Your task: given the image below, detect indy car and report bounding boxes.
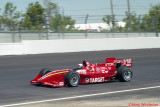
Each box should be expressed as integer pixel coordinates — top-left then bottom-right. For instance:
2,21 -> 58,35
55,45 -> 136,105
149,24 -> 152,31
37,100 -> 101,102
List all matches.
30,57 -> 133,87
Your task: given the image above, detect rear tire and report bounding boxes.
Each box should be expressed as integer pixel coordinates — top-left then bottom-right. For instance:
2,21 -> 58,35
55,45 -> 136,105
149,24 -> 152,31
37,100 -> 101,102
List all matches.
65,71 -> 80,87
116,66 -> 133,82
40,68 -> 52,76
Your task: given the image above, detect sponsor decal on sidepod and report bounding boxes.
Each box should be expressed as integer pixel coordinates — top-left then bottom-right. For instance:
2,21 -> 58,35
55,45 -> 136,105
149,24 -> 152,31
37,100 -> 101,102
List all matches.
85,77 -> 105,83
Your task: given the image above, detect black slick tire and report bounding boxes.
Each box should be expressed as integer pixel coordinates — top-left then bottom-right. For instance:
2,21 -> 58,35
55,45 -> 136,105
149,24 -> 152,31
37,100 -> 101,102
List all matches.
116,65 -> 133,82
65,71 -> 80,87
40,68 -> 52,76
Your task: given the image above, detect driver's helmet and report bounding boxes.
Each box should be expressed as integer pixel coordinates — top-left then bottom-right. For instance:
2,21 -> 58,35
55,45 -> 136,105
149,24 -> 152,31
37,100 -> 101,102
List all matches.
78,63 -> 83,69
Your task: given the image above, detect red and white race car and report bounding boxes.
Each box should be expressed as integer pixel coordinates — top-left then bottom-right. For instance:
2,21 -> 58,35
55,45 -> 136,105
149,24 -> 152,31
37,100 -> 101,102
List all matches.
30,57 -> 133,87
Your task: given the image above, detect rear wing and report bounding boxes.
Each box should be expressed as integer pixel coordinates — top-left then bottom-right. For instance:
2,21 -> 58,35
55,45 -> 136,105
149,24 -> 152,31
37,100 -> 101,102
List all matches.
106,57 -> 132,67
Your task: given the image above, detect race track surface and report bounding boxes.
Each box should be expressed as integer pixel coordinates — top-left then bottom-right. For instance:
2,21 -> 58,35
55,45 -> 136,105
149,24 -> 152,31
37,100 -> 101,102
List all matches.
0,49 -> 160,107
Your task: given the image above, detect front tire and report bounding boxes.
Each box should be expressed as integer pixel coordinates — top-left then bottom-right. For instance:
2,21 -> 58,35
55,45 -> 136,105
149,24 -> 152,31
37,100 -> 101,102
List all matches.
40,68 -> 52,76
65,71 -> 80,87
116,66 -> 133,82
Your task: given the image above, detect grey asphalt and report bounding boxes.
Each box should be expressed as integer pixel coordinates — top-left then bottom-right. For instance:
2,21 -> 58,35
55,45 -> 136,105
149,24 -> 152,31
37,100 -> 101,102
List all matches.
0,49 -> 160,106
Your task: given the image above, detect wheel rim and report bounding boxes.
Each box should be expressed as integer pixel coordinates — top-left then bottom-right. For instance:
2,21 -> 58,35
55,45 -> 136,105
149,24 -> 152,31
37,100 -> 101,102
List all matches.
124,68 -> 132,81
70,74 -> 79,86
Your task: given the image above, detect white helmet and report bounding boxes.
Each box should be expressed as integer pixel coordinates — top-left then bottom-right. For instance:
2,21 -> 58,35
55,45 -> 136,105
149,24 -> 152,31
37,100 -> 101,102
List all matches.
78,64 -> 83,68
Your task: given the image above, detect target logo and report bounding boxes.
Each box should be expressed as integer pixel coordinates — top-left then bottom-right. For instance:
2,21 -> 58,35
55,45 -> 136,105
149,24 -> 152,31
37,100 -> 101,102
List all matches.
85,78 -> 89,83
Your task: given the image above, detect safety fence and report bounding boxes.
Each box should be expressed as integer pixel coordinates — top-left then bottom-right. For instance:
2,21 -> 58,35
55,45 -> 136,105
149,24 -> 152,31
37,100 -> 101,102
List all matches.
0,14 -> 159,43
0,32 -> 158,43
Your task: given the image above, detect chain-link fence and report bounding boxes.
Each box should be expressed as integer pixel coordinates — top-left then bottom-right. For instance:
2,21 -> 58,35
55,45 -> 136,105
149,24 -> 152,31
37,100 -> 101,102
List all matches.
0,13 -> 159,43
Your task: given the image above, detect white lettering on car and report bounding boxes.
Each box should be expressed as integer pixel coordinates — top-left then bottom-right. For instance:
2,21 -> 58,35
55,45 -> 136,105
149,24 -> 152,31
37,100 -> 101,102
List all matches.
85,77 -> 105,83
108,67 -> 111,70
126,59 -> 132,63
123,60 -> 126,65
105,63 -> 114,66
105,71 -> 108,73
101,67 -> 106,69
92,67 -> 95,71
59,82 -> 64,86
96,67 -> 101,72
101,69 -> 109,74
85,78 -> 89,83
76,70 -> 86,74
90,77 -> 105,83
114,60 -> 123,63
126,64 -> 131,66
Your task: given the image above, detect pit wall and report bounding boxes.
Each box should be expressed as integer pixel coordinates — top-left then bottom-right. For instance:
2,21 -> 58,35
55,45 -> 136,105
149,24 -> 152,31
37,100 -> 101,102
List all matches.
0,37 -> 160,55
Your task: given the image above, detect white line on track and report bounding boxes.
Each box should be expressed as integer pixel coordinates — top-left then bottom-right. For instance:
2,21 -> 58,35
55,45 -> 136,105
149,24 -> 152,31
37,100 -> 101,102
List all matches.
1,85 -> 160,107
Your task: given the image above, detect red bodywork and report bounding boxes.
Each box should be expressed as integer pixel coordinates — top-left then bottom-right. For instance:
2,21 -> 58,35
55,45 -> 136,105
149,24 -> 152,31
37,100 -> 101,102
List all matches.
30,58 -> 132,87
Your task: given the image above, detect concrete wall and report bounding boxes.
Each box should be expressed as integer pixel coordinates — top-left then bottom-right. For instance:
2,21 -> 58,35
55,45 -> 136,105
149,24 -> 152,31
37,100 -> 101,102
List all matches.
0,43 -> 23,55
0,37 -> 160,56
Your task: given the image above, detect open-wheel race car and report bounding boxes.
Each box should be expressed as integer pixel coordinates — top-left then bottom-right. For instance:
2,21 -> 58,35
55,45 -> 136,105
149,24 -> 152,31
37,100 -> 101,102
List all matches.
30,57 -> 133,87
